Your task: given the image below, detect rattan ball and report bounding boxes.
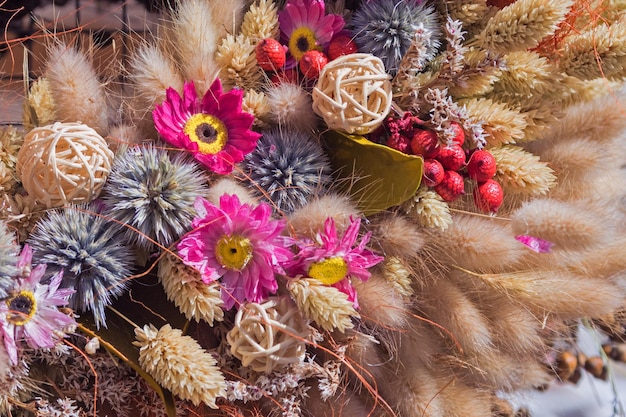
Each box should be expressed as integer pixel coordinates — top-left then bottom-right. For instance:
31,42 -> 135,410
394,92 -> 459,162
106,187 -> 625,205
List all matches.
312,53 -> 392,135
16,122 -> 114,208
226,297 -> 309,373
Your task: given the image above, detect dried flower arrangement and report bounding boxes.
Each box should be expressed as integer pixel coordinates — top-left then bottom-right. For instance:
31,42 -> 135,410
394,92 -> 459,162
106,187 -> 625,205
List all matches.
1,0 -> 626,416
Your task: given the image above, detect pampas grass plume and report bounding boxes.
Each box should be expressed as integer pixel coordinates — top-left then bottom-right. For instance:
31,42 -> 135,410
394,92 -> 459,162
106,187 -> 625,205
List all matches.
352,271 -> 408,333
45,43 -> 109,134
288,194 -> 359,238
370,213 -> 426,259
266,83 -> 318,133
134,323 -> 226,408
206,177 -> 257,207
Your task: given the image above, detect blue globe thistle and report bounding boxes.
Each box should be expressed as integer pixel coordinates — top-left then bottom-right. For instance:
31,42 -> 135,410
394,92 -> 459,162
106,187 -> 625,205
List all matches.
350,0 -> 441,74
101,145 -> 208,250
0,220 -> 18,298
243,128 -> 332,214
27,204 -> 134,328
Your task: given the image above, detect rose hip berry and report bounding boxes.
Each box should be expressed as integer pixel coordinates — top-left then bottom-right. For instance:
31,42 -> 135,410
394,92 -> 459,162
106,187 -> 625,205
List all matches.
410,129 -> 440,159
422,159 -> 445,187
437,145 -> 466,171
327,33 -> 358,61
256,38 -> 286,71
434,170 -> 465,202
467,149 -> 497,182
473,179 -> 504,213
300,50 -> 328,79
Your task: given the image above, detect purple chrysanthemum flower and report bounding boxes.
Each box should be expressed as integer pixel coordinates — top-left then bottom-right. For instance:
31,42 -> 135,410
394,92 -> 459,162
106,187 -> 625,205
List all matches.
177,194 -> 293,310
0,245 -> 75,365
278,0 -> 345,68
288,217 -> 384,308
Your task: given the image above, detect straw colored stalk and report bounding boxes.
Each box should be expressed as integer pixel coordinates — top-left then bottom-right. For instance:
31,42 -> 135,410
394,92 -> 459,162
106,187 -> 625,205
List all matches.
45,43 -> 109,135
446,49 -> 502,98
490,145 -> 555,197
240,0 -> 280,41
216,34 -> 263,91
23,77 -> 56,130
560,15 -> 626,80
477,0 -> 575,53
492,51 -> 561,98
461,97 -> 527,145
455,267 -> 624,320
438,0 -> 490,28
403,186 -> 452,231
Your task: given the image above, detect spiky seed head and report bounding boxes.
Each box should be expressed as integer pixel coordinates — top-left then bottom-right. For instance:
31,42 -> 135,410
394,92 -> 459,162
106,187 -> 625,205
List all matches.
102,145 -> 209,250
27,204 -> 134,328
244,128 -> 331,213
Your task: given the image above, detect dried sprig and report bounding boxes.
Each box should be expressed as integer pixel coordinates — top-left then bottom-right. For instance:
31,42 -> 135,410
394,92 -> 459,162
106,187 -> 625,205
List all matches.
243,89 -> 272,128
492,51 -> 562,98
461,97 -> 528,145
287,277 -> 358,333
560,16 -> 626,80
134,324 -> 226,408
240,0 -> 280,41
382,256 -> 414,298
403,186 -> 452,231
438,0 -> 490,28
477,0 -> 575,53
447,49 -> 503,98
0,192 -> 46,243
216,33 -> 263,91
158,251 -> 224,325
23,77 -> 56,130
490,145 -> 556,196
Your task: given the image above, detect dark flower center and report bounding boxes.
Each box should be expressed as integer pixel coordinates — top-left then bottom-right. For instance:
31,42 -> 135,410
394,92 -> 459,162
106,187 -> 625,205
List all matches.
196,123 -> 218,144
296,36 -> 310,52
7,290 -> 37,325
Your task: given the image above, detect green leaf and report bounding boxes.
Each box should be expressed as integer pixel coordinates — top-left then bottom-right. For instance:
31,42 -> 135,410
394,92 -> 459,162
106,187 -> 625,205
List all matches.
322,130 -> 423,215
77,273 -> 188,417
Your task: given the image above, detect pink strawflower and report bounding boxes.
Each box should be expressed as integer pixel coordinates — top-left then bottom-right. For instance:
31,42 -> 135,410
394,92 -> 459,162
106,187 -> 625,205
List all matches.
177,195 -> 292,310
288,217 -> 384,308
153,79 -> 261,175
0,245 -> 75,365
278,0 -> 345,68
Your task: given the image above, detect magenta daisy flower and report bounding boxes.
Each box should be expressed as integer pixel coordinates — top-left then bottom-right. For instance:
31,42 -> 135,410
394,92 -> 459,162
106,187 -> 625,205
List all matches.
288,217 -> 384,308
153,79 -> 261,175
0,245 -> 75,365
278,0 -> 345,68
177,194 -> 293,310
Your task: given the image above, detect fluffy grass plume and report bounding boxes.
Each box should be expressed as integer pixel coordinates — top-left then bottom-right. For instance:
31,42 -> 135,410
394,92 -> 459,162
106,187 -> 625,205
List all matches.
288,194 -> 359,238
45,43 -> 109,134
134,323 -> 226,408
206,177 -> 257,207
560,15 -> 626,80
511,199 -> 611,251
352,271 -> 409,333
461,97 -> 528,145
158,252 -> 224,325
369,213 -> 426,259
477,0 -> 574,53
240,0 -> 279,41
266,83 -> 318,133
490,145 -> 556,196
433,214 -> 527,272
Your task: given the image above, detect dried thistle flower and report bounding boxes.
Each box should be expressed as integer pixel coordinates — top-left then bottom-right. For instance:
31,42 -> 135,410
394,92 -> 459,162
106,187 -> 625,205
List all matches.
241,0 -> 280,41
287,277 -> 358,333
243,128 -> 331,214
23,77 -> 56,130
560,16 -> 626,80
0,220 -> 18,298
134,323 -> 226,408
102,145 -> 208,250
216,34 -> 263,91
27,204 -> 134,328
461,97 -> 528,146
158,251 -> 224,325
403,186 -> 452,231
477,0 -> 574,54
490,145 -> 556,196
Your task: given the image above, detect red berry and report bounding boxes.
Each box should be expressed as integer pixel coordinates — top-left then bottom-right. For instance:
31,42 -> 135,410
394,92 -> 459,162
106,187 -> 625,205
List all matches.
448,121 -> 465,146
327,33 -> 358,61
256,38 -> 286,71
437,145 -> 466,171
474,179 -> 504,213
300,50 -> 328,79
467,149 -> 497,182
410,129 -> 440,159
387,133 -> 412,154
434,170 -> 465,202
422,159 -> 445,187
487,0 -> 515,7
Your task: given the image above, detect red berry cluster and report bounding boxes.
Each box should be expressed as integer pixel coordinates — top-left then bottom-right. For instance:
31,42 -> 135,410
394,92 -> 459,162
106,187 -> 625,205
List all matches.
372,113 -> 504,213
255,34 -> 358,83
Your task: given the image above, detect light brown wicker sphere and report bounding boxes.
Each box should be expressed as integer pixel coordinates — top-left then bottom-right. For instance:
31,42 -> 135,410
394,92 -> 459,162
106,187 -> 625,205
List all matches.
312,53 -> 392,135
16,122 -> 114,208
226,297 -> 309,373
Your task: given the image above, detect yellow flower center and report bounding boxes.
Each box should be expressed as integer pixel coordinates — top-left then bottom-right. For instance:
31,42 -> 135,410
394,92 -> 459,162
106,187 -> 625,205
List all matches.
308,257 -> 348,285
288,26 -> 321,61
6,290 -> 37,326
215,235 -> 254,271
183,113 -> 228,155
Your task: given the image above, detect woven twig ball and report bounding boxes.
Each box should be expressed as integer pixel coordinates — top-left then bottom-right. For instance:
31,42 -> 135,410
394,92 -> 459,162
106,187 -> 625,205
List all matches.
226,297 -> 309,373
312,53 -> 392,135
16,122 -> 114,208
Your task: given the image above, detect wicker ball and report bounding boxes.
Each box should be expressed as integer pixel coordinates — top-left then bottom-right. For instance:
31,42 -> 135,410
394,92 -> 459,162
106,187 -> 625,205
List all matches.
16,122 -> 114,208
312,53 -> 392,135
226,297 -> 310,373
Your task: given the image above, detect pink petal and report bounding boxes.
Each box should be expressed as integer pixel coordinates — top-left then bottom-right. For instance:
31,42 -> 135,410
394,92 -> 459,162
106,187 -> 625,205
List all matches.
515,235 -> 554,253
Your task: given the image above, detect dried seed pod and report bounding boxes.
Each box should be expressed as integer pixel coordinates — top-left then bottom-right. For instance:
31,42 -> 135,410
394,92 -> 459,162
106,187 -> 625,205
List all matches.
584,356 -> 606,379
555,350 -> 578,381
